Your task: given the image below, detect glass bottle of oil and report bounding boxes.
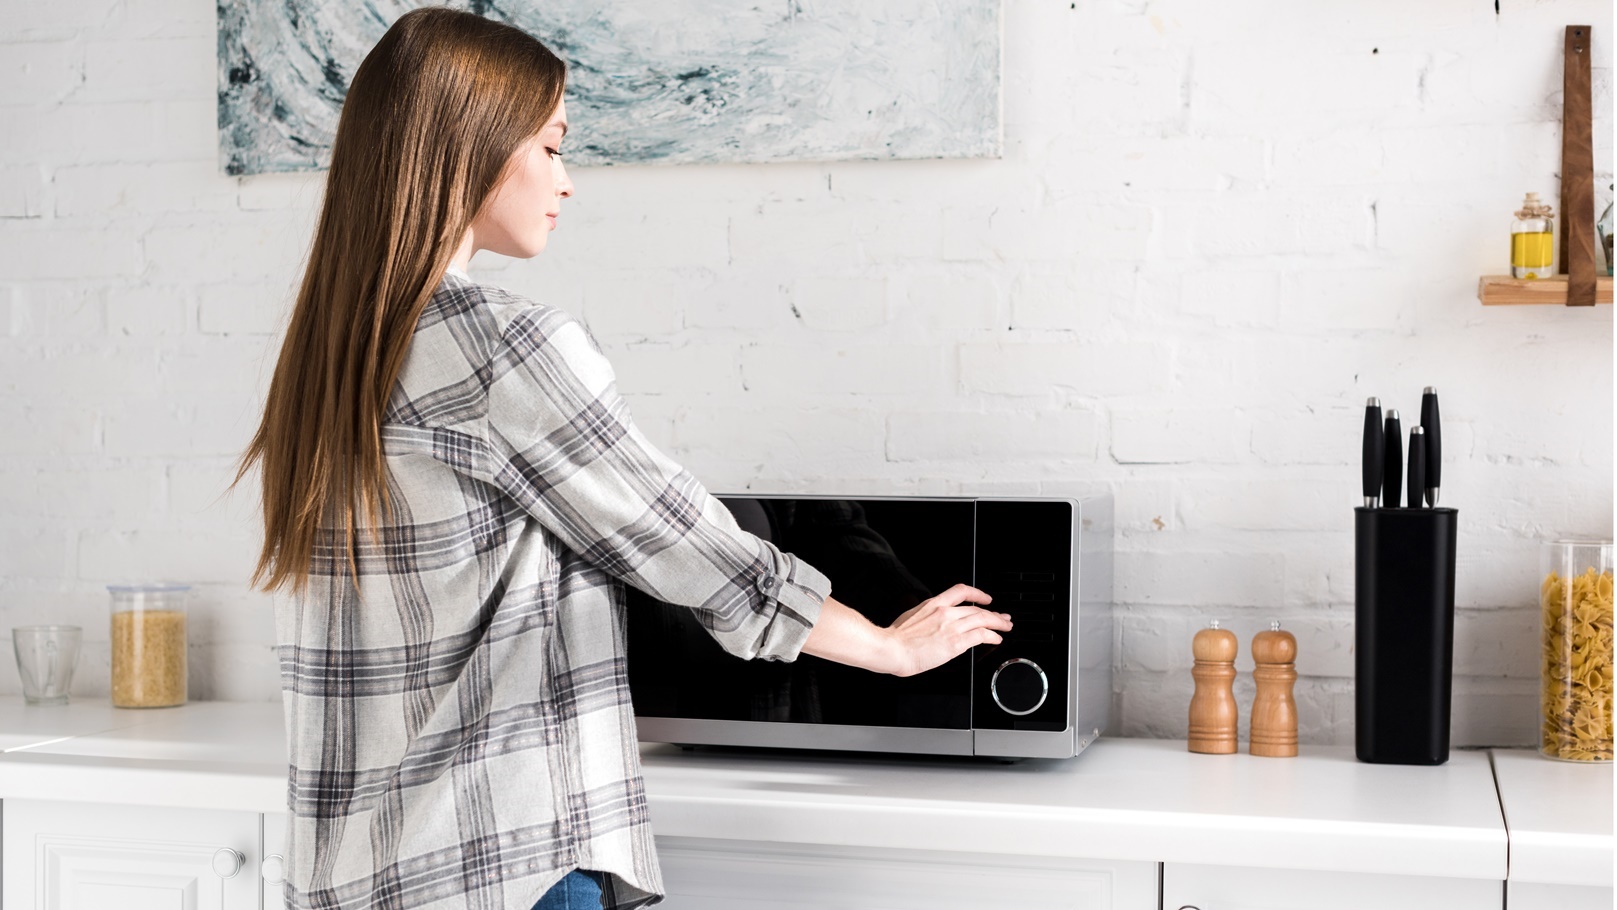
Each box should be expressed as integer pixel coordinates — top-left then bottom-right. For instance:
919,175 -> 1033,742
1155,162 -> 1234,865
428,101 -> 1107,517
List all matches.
1511,192 -> 1555,279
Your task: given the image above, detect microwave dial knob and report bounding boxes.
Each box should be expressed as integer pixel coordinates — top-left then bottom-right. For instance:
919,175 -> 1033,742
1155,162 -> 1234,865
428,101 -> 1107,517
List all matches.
990,658 -> 1048,716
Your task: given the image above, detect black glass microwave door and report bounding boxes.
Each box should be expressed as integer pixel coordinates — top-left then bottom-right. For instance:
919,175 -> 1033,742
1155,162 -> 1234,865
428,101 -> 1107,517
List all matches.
626,498 -> 976,729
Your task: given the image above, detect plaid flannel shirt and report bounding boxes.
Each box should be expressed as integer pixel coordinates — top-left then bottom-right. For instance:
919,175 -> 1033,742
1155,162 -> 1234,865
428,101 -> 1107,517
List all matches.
275,269 -> 831,909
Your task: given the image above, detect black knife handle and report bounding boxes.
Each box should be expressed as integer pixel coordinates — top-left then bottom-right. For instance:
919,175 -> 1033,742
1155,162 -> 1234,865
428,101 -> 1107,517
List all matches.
1363,398 -> 1384,505
1382,412 -> 1402,508
1421,388 -> 1441,491
1408,427 -> 1426,510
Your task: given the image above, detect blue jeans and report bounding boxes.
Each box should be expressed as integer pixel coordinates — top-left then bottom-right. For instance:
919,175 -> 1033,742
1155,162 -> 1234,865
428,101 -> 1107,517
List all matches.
532,869 -> 603,910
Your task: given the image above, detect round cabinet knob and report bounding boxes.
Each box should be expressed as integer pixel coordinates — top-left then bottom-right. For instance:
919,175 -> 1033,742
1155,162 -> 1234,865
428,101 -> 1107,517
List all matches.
261,853 -> 286,884
212,847 -> 245,879
990,658 -> 1048,716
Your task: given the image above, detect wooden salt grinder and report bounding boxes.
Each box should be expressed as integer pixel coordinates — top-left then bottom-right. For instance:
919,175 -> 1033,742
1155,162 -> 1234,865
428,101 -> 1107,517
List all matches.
1250,621 -> 1299,758
1188,620 -> 1238,754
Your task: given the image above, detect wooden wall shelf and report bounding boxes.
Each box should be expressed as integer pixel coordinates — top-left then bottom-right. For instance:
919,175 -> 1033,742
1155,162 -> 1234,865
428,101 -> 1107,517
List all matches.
1477,275 -> 1613,306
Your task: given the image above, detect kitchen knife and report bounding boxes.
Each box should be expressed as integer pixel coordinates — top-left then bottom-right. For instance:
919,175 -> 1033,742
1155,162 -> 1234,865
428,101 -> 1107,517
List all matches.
1407,427 -> 1426,511
1362,397 -> 1383,508
1420,387 -> 1441,507
1382,410 -> 1402,508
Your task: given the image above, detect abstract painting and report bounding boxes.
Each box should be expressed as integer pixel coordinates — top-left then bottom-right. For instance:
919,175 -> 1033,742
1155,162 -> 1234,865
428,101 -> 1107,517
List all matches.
217,1 -> 1002,176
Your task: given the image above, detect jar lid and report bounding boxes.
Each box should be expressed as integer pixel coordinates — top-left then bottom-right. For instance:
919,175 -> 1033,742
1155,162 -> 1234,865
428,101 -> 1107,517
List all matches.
106,583 -> 192,593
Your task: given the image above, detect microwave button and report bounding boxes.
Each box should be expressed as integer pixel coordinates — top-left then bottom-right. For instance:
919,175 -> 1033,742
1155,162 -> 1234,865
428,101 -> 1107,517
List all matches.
990,658 -> 1048,716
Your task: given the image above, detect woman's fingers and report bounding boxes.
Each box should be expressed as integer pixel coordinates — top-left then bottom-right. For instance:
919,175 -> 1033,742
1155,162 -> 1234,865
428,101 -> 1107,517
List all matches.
931,583 -> 992,608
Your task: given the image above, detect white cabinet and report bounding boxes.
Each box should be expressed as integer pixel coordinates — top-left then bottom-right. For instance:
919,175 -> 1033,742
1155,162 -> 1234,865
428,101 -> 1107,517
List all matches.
2,799 -> 263,910
262,812 -> 288,910
1162,862 -> 1501,910
655,836 -> 1158,909
1506,882 -> 1613,910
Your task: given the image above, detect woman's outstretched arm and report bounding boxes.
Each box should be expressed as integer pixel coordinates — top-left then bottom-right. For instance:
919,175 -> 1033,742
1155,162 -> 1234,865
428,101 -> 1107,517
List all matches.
802,584 -> 1011,678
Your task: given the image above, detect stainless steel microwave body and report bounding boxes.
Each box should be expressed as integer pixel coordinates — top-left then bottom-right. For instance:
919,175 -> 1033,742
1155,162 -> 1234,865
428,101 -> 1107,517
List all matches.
626,494 -> 1113,760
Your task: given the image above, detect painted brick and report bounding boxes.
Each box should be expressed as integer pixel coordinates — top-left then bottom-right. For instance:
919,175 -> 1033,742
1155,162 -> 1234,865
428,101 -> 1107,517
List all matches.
76,527 -> 258,585
9,282 -> 107,336
81,37 -> 213,103
740,344 -> 947,397
107,284 -> 191,337
54,161 -> 237,216
0,39 -> 83,104
0,102 -> 214,165
1278,269 -> 1408,334
897,272 -> 1000,332
960,341 -> 1173,398
1179,475 -> 1341,532
143,219 -> 306,283
1009,265 -> 1130,333
2,227 -> 142,279
1110,407 -> 1251,465
579,273 -> 686,340
1179,268 -> 1280,328
886,409 -> 1101,462
792,276 -> 887,331
611,343 -> 742,396
1115,549 -> 1287,609
197,282 -> 292,336
0,165 -> 47,217
671,406 -> 887,481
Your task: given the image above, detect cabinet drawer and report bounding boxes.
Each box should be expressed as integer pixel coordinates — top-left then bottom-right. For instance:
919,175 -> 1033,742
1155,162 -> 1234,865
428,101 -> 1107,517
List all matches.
655,836 -> 1157,910
1163,862 -> 1501,910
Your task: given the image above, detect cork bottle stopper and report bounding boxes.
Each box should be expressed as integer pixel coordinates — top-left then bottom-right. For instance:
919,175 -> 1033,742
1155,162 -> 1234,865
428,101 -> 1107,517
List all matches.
1193,621 -> 1238,663
1252,620 -> 1296,664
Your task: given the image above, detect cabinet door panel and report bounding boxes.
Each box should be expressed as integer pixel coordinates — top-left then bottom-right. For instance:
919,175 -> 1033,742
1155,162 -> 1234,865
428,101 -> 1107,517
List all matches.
264,811 -> 289,910
656,836 -> 1157,910
1507,881 -> 1614,910
1163,863 -> 1500,910
3,798 -> 260,910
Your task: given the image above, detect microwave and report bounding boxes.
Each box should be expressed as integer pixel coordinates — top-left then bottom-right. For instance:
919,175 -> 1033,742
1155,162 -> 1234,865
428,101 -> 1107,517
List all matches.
626,494 -> 1113,760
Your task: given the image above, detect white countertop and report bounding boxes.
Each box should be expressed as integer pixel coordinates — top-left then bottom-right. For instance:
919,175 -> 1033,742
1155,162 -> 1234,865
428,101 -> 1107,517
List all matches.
0,698 -> 1599,885
1489,748 -> 1614,888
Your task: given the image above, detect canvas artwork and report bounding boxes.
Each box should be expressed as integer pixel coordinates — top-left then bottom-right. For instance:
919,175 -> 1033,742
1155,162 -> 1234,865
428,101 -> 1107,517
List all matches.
217,1 -> 1002,176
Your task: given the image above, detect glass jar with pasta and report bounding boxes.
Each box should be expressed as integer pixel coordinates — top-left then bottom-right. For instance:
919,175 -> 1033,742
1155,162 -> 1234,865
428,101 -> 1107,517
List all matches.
1539,540 -> 1613,762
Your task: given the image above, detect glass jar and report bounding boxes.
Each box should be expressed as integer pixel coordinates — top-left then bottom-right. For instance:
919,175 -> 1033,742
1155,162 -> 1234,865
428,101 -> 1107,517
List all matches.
1598,186 -> 1613,277
1511,192 -> 1555,279
1538,541 -> 1613,762
108,583 -> 190,708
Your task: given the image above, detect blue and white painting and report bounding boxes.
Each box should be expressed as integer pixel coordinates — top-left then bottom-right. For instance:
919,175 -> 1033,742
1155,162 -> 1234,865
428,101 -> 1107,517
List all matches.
217,1 -> 1002,176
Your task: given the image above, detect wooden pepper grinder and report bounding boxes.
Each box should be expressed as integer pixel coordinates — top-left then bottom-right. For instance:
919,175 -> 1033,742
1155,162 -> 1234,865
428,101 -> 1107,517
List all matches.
1250,620 -> 1299,757
1188,620 -> 1238,754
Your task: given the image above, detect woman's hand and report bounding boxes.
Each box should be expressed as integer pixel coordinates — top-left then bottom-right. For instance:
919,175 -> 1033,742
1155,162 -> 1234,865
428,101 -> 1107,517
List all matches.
800,584 -> 1010,677
884,584 -> 1009,677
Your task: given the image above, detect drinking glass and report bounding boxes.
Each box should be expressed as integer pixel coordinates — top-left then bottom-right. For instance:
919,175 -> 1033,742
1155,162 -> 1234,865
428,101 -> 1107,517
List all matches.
12,625 -> 82,706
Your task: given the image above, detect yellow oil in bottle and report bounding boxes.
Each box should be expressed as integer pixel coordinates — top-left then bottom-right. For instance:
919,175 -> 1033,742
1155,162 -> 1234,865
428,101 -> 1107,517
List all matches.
1511,231 -> 1554,278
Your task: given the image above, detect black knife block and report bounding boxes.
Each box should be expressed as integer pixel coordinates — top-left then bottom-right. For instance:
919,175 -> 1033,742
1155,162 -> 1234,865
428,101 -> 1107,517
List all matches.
1354,506 -> 1459,765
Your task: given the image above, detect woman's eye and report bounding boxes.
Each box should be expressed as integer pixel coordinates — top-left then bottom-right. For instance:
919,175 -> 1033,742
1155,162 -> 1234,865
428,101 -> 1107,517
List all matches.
547,148 -> 563,160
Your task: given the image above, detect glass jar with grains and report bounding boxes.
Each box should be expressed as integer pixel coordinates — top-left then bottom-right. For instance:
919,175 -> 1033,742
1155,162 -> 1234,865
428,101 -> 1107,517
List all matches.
1539,541 -> 1613,762
108,583 -> 189,708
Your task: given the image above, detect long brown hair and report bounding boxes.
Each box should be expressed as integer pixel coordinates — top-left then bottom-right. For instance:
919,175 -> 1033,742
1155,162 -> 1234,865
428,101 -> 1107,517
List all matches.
234,8 -> 566,597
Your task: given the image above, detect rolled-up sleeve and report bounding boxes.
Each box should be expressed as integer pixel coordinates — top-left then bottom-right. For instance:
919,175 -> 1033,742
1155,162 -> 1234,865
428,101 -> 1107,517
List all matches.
481,304 -> 828,661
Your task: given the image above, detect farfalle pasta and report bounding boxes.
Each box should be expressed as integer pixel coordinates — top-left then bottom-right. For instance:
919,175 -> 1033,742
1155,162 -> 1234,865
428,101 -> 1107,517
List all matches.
1541,566 -> 1614,761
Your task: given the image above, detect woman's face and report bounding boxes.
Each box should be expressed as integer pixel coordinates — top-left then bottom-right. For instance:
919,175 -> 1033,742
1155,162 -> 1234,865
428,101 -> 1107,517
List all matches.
471,100 -> 573,259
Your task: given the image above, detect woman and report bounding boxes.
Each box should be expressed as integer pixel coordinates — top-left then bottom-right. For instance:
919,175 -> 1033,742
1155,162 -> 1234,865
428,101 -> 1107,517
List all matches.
236,9 -> 1011,909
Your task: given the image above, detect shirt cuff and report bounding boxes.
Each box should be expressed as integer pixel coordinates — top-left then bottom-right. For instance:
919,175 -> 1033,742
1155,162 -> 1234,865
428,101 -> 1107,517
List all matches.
750,549 -> 831,662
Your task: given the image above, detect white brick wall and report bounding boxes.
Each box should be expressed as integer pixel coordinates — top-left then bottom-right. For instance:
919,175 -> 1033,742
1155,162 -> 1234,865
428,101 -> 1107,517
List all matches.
0,0 -> 1611,748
